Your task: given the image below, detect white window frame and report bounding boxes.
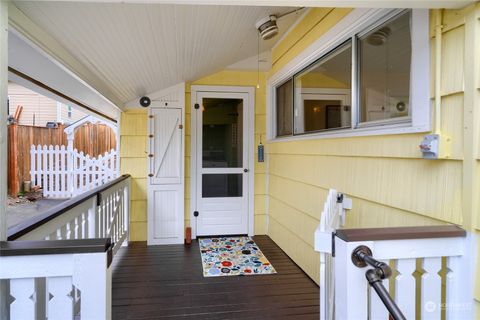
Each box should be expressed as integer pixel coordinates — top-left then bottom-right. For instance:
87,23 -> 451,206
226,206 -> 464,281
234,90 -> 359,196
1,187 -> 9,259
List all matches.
267,8 -> 430,142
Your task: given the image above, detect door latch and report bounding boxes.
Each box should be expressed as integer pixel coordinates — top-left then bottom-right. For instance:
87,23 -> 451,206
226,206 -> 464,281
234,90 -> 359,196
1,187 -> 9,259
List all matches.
193,211 -> 199,217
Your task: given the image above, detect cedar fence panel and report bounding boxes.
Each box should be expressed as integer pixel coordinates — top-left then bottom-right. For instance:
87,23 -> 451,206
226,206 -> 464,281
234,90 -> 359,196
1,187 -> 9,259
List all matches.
7,123 -> 116,196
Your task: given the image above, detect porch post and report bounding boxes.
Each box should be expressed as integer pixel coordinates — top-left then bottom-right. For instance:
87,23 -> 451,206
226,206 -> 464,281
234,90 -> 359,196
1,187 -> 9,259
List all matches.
0,0 -> 8,242
0,3 -> 8,319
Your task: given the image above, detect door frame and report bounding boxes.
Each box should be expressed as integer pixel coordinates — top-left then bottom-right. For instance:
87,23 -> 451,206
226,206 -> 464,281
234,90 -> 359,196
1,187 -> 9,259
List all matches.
190,85 -> 255,238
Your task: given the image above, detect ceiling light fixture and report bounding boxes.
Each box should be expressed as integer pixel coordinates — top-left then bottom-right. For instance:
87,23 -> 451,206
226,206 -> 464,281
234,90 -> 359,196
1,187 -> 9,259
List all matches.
255,7 -> 304,41
255,15 -> 278,40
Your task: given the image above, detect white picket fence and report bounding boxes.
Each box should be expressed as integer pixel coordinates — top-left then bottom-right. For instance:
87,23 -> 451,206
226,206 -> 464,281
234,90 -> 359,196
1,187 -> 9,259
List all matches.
30,145 -> 118,198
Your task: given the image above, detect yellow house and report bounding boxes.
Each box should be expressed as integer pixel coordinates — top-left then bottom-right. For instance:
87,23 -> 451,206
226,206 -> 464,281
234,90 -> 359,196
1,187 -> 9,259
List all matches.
0,1 -> 479,319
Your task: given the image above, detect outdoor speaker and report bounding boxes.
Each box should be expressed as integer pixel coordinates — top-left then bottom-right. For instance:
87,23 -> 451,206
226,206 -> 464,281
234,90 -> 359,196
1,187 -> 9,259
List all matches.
140,96 -> 151,107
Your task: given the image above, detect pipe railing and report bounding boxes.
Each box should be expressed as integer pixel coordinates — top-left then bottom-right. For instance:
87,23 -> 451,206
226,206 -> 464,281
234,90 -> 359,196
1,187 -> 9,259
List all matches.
331,225 -> 470,319
352,245 -> 406,320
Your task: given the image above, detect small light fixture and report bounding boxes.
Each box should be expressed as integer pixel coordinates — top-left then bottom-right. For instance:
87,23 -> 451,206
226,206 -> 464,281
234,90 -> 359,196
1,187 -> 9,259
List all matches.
255,15 -> 278,40
367,27 -> 391,46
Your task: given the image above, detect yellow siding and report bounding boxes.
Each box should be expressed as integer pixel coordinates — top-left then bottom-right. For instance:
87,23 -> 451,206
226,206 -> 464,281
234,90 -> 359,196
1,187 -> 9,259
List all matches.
120,109 -> 148,241
270,8 -> 352,75
266,8 -> 474,284
121,71 -> 268,240
118,5 -> 480,304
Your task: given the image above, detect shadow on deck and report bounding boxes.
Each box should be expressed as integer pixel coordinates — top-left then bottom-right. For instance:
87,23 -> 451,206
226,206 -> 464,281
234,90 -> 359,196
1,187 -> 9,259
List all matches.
112,235 -> 319,319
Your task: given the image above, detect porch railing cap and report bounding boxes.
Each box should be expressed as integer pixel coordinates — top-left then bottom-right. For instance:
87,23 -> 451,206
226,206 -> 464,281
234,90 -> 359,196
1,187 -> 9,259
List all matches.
0,238 -> 112,256
7,174 -> 131,241
336,225 -> 466,242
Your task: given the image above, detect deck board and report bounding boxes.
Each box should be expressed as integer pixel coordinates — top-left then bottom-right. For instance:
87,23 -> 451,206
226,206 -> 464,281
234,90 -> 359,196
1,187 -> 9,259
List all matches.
112,236 -> 319,319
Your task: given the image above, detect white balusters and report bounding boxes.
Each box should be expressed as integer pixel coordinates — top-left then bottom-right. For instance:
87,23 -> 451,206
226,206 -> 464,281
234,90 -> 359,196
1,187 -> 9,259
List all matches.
10,278 -> 36,318
47,277 -> 74,320
421,257 -> 442,319
1,251 -> 112,320
395,258 -> 416,319
332,231 -> 469,320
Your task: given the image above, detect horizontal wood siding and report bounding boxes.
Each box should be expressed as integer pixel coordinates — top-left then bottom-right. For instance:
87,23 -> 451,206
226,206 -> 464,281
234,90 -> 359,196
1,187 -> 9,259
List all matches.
121,71 -> 268,241
120,109 -> 148,241
266,7 -> 475,285
8,82 -> 86,126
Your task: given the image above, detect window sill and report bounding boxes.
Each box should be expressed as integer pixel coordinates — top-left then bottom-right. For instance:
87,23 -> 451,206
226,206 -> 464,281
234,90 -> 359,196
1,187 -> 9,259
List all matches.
267,123 -> 430,143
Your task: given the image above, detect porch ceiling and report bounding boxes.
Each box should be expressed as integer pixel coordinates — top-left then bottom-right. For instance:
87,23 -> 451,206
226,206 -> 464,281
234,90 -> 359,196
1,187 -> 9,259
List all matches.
12,2 -> 303,107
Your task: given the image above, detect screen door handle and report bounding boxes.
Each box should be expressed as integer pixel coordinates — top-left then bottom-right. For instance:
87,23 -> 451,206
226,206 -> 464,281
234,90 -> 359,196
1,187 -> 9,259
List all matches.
244,169 -> 249,173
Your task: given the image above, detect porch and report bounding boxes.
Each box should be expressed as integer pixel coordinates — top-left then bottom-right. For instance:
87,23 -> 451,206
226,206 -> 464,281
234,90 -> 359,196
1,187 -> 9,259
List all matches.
112,236 -> 319,320
1,0 -> 480,319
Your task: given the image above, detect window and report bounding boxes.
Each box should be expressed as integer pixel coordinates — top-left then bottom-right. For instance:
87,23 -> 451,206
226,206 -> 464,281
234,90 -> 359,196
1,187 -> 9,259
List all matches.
358,11 -> 411,124
293,41 -> 352,134
276,79 -> 293,136
271,9 -> 429,139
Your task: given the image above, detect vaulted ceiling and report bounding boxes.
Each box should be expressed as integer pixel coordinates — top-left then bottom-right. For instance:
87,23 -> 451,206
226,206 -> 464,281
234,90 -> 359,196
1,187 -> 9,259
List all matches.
12,2 -> 304,107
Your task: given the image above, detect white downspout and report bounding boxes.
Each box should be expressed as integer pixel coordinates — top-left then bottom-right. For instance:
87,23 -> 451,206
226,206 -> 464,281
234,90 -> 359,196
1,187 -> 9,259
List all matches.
434,9 -> 443,135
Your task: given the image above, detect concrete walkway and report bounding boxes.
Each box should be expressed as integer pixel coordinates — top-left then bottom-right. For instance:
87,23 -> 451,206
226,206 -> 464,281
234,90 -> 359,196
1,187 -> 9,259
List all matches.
7,199 -> 68,230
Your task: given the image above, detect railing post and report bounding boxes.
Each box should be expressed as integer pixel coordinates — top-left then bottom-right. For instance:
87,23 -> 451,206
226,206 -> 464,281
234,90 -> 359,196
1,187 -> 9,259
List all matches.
334,237 -> 371,319
123,178 -> 130,244
72,251 -> 112,320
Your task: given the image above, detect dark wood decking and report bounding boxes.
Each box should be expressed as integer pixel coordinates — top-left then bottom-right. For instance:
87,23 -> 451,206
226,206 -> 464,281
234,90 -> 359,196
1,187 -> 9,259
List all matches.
112,235 -> 319,319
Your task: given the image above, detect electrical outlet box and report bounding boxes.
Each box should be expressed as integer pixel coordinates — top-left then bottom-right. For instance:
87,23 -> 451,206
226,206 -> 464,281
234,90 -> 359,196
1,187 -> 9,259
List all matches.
419,134 -> 451,159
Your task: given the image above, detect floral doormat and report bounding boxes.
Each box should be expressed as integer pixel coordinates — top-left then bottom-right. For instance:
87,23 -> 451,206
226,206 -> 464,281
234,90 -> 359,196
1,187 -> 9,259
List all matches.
199,236 -> 277,277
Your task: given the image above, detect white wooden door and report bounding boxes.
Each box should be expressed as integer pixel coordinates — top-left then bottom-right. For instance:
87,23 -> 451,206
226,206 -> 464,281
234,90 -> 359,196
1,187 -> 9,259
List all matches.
193,91 -> 251,236
148,106 -> 184,245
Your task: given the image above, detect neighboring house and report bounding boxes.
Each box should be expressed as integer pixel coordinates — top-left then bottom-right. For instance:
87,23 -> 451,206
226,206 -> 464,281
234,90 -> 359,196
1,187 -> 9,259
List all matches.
1,2 -> 479,320
7,81 -> 86,126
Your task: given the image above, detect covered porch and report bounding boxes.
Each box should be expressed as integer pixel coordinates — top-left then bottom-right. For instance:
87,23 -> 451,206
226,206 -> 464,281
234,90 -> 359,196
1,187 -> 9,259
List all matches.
1,0 -> 480,319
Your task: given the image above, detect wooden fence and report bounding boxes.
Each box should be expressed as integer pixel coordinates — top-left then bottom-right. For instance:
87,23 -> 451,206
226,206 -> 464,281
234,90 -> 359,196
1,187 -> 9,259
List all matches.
8,123 -> 116,196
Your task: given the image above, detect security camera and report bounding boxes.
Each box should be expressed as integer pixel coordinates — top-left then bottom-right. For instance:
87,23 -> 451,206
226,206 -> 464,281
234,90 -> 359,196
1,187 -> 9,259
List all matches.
140,96 -> 151,107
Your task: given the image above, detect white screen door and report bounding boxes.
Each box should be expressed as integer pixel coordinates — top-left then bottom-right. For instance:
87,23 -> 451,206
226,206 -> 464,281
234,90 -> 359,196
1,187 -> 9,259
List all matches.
194,91 -> 250,236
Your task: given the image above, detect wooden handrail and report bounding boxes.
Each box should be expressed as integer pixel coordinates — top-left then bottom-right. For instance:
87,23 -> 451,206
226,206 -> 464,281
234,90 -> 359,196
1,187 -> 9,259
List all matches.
335,225 -> 466,242
0,238 -> 111,256
7,174 -> 131,241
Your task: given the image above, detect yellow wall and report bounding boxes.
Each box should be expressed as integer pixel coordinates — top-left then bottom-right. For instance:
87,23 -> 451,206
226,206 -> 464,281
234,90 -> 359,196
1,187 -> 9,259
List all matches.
266,6 -> 479,286
120,70 -> 267,241
120,109 -> 148,241
119,5 -> 480,312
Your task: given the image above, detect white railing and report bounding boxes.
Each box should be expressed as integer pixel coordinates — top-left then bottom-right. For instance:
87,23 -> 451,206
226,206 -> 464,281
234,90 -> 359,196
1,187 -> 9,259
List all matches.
30,145 -> 118,198
331,226 -> 471,319
1,175 -> 131,320
0,239 -> 112,320
314,190 -> 351,320
9,174 -> 130,255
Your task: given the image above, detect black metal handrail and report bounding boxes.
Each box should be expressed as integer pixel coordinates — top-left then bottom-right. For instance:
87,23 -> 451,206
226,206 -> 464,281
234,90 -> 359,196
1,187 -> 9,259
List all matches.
7,174 -> 131,240
352,245 -> 406,320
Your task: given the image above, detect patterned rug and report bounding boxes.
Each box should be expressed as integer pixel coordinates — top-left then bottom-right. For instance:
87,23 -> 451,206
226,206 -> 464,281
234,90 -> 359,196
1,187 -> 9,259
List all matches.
199,236 -> 277,277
